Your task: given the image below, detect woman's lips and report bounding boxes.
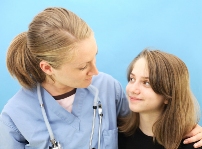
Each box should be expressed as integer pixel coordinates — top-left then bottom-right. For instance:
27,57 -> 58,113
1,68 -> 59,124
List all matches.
85,77 -> 92,81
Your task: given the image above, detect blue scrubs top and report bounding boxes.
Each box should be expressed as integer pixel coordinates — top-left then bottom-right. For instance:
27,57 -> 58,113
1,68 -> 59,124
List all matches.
0,72 -> 129,149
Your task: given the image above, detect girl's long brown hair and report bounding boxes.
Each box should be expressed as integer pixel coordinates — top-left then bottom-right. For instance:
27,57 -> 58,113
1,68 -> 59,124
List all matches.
118,49 -> 200,149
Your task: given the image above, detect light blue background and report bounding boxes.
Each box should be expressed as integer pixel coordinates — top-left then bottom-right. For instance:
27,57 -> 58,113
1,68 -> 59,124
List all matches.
1,1 -> 201,125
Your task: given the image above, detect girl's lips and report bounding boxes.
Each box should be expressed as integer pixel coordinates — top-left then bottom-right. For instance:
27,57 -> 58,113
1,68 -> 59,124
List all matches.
129,96 -> 142,101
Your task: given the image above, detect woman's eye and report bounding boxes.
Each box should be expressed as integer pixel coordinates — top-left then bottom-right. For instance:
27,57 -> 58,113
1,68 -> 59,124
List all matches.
79,65 -> 87,71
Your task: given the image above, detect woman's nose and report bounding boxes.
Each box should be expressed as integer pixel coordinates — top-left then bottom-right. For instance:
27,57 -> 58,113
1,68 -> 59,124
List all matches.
88,60 -> 99,76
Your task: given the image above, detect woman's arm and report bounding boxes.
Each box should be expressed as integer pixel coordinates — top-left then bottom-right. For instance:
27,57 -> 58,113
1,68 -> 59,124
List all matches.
183,124 -> 202,148
0,119 -> 27,149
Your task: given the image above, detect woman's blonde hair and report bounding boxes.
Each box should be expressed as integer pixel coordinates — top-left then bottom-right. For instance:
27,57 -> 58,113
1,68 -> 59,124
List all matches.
118,49 -> 200,149
6,7 -> 93,88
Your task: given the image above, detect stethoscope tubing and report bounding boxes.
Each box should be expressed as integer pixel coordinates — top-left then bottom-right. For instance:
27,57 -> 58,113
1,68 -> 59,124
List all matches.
89,107 -> 96,149
37,83 -> 102,149
37,83 -> 59,148
88,85 -> 103,149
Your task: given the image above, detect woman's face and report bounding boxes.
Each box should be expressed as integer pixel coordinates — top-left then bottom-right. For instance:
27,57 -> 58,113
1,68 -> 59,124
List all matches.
50,34 -> 98,90
126,57 -> 166,115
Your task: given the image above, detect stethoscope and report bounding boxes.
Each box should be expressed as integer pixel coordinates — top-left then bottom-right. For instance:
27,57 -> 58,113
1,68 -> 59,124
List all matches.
37,83 -> 103,149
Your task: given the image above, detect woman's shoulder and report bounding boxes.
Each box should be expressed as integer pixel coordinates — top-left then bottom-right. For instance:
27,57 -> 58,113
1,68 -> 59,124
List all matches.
92,72 -> 121,86
91,72 -> 124,94
93,72 -> 117,80
2,87 -> 38,115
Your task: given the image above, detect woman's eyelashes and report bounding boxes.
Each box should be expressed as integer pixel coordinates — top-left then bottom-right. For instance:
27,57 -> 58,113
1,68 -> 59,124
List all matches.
79,65 -> 88,71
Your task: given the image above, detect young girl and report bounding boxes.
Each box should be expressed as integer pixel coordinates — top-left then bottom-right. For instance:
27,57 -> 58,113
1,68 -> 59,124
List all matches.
118,49 -> 201,149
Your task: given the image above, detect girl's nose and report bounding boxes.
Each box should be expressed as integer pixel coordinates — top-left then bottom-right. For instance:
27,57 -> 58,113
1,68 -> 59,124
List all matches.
127,82 -> 141,95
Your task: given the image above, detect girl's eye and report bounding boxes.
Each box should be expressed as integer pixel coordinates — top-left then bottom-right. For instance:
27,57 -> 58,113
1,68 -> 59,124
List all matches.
143,81 -> 150,86
79,65 -> 87,71
129,77 -> 135,82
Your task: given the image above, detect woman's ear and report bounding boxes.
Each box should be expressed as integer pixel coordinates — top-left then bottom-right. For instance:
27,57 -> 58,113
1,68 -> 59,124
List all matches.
39,60 -> 53,75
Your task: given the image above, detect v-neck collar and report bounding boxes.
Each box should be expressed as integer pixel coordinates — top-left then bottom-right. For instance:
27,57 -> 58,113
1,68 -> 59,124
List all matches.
40,86 -> 87,131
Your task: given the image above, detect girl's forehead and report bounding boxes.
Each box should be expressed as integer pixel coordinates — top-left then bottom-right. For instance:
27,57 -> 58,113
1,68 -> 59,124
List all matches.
132,58 -> 149,77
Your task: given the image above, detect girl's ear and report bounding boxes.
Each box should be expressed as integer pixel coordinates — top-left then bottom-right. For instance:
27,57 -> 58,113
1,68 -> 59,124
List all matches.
164,99 -> 169,104
39,60 -> 54,75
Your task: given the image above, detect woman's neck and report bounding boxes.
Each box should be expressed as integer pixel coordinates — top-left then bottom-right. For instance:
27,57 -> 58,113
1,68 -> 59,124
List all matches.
41,81 -> 75,96
139,112 -> 161,136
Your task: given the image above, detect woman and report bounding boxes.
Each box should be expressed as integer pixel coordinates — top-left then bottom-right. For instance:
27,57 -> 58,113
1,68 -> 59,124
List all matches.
0,7 -> 128,149
0,7 -> 202,149
118,49 -> 202,149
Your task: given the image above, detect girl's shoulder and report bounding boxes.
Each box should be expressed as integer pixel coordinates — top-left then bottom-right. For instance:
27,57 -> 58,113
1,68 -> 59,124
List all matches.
179,140 -> 202,149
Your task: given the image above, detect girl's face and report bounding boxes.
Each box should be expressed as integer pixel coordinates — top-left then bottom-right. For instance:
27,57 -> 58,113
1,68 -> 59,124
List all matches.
50,34 -> 98,90
126,57 -> 167,115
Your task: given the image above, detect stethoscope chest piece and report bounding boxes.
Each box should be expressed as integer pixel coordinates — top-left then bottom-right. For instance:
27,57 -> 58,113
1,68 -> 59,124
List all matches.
49,141 -> 62,149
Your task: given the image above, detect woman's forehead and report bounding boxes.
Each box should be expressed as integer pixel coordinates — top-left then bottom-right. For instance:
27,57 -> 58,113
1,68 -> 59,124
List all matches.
68,35 -> 97,65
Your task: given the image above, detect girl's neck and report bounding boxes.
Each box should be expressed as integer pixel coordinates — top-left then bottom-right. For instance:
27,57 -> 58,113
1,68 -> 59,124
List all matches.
139,112 -> 161,136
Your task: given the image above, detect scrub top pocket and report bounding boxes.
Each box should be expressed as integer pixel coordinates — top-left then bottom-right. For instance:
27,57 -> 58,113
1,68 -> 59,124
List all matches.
102,128 -> 118,149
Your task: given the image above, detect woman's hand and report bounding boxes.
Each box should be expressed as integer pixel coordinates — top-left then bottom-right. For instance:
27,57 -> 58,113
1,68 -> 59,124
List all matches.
184,124 -> 202,148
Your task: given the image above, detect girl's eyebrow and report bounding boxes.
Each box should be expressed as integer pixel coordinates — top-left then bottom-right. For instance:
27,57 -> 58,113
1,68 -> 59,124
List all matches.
130,73 -> 135,77
130,72 -> 149,79
142,77 -> 149,79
